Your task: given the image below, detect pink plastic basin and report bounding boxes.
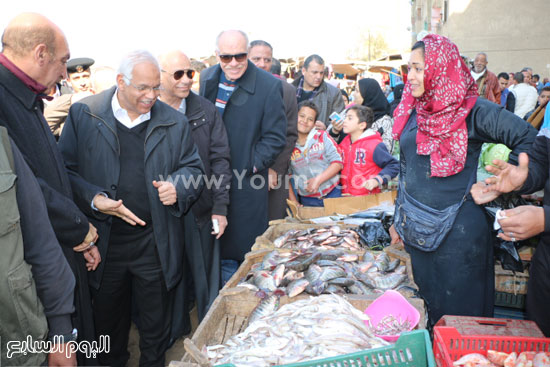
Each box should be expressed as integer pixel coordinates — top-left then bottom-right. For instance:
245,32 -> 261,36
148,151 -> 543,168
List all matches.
364,290 -> 420,342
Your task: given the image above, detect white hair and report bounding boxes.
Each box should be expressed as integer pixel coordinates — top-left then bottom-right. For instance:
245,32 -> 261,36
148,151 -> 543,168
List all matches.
118,50 -> 159,84
215,30 -> 249,52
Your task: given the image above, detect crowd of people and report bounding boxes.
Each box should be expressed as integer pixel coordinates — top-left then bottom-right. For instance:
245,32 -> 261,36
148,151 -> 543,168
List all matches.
0,11 -> 549,367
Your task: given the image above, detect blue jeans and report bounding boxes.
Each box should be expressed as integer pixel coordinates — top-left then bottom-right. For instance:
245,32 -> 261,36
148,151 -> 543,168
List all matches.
299,186 -> 342,207
221,259 -> 240,286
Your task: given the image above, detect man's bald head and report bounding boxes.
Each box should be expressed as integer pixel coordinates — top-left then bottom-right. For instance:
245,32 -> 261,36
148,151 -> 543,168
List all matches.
216,30 -> 248,52
158,50 -> 194,105
215,30 -> 249,81
158,50 -> 191,70
1,13 -> 70,90
2,13 -> 65,58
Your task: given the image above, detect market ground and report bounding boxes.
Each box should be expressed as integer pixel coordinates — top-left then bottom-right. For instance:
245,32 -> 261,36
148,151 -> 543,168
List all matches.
128,306 -> 198,366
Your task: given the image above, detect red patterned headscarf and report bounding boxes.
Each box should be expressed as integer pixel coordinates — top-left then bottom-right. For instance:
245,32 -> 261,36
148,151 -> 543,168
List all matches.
392,34 -> 478,177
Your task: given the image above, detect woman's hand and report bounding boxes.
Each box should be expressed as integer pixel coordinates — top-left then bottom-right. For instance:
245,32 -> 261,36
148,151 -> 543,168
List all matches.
470,181 -> 500,204
389,224 -> 403,246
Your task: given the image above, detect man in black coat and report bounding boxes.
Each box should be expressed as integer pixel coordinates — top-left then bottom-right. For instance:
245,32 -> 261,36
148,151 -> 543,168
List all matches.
58,50 -> 204,366
158,50 -> 231,333
248,40 -> 298,221
200,30 -> 286,279
0,13 -> 100,365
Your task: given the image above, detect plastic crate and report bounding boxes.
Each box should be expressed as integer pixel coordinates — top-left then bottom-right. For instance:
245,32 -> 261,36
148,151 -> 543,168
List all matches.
495,291 -> 526,309
434,315 -> 543,337
217,330 -> 435,367
433,326 -> 550,367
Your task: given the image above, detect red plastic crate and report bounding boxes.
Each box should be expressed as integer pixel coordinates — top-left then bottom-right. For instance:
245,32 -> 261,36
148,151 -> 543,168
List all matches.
433,326 -> 550,367
435,315 -> 544,337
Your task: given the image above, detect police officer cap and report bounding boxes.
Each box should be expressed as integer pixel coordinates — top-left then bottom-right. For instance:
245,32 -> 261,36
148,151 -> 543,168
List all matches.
67,58 -> 95,74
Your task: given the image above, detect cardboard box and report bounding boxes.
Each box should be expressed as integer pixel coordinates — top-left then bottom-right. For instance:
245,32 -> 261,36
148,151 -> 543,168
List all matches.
494,264 -> 529,295
287,190 -> 397,220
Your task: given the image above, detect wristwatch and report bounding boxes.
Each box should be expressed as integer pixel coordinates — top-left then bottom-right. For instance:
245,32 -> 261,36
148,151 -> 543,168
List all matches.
49,328 -> 78,343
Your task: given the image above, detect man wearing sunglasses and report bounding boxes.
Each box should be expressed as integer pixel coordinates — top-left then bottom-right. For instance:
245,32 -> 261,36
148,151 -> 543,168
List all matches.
200,30 -> 287,279
158,50 -> 231,338
248,40 -> 298,221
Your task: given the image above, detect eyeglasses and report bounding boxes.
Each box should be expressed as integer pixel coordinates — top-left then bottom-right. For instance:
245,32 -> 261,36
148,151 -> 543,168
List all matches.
162,69 -> 195,80
218,53 -> 248,63
128,82 -> 162,93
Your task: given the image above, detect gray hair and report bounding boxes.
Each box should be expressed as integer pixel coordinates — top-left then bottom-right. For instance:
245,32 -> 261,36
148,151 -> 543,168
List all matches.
521,67 -> 533,75
118,50 -> 159,84
475,52 -> 488,61
215,30 -> 249,52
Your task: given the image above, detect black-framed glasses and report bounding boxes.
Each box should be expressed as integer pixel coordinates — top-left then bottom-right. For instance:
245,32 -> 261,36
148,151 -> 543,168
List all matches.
162,69 -> 195,80
218,53 -> 248,63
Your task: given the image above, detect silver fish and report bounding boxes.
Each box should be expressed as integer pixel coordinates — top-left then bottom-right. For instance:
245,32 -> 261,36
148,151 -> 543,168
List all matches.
324,284 -> 347,294
272,264 -> 286,287
260,250 -> 281,270
253,270 -> 277,291
247,289 -> 284,325
394,265 -> 407,274
328,277 -> 355,287
305,264 -> 323,282
312,232 -> 332,243
337,253 -> 359,262
319,266 -> 347,282
286,278 -> 310,297
305,280 -> 326,295
372,273 -> 407,290
355,261 -> 374,273
386,258 -> 401,273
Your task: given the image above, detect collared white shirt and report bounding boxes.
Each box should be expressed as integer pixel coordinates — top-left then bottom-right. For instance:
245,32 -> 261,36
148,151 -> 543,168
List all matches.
111,90 -> 151,129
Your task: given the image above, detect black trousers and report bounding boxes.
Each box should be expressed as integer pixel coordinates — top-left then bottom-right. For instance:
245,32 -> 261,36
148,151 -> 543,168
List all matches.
171,212 -> 221,342
91,231 -> 173,367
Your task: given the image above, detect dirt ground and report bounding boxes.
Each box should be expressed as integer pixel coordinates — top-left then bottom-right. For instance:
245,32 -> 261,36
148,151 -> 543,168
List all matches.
127,306 -> 199,366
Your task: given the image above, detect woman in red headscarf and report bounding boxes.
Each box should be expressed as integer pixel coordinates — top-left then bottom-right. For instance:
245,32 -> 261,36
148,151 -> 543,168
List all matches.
389,34 -> 537,325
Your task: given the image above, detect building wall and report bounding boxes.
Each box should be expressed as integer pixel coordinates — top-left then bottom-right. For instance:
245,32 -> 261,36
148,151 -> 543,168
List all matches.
411,0 -> 550,78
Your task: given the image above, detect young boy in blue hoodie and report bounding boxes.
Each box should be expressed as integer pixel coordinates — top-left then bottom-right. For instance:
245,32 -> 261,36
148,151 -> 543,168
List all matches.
289,101 -> 343,206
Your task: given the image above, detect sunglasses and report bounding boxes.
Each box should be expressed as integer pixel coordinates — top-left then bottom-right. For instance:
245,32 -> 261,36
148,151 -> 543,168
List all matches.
218,53 -> 248,63
162,69 -> 195,80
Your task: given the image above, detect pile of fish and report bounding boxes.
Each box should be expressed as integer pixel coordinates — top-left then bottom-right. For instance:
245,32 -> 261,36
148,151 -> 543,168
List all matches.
237,249 -> 415,297
454,351 -> 550,367
205,294 -> 389,366
273,226 -> 364,251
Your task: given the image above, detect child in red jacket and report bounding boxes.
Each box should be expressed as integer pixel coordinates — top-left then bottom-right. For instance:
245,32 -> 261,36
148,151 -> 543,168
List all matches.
339,105 -> 399,196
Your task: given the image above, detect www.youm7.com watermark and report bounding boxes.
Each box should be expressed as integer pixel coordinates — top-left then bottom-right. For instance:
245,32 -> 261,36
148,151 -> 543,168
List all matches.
5,335 -> 110,359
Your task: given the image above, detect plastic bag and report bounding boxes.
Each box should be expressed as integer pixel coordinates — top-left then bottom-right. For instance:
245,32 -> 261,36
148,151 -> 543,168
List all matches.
355,219 -> 391,251
483,204 -> 524,272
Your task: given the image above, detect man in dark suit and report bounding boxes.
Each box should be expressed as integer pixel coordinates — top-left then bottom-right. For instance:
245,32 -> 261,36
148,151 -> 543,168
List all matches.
248,40 -> 298,221
59,50 -> 204,366
200,30 -> 286,279
0,13 -> 101,365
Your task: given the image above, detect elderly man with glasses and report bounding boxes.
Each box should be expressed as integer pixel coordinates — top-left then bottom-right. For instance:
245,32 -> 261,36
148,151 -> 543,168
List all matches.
200,30 -> 287,280
58,50 -> 204,366
158,50 -> 231,340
